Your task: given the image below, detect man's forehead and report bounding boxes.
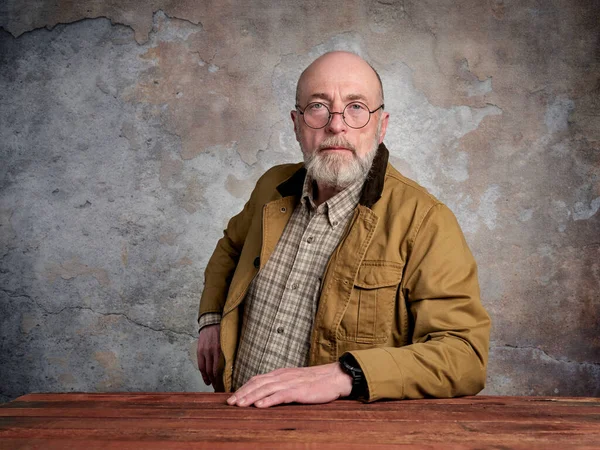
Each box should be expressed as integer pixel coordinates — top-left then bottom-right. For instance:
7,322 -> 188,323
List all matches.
298,72 -> 379,103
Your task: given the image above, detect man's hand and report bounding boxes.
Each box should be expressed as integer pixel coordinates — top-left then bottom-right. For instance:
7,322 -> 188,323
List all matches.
196,324 -> 221,386
226,362 -> 353,408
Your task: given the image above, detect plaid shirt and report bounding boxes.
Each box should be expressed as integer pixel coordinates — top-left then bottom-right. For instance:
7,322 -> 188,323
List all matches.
225,175 -> 364,390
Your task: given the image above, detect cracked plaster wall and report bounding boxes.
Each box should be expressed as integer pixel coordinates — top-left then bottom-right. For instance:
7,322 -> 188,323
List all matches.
0,0 -> 599,403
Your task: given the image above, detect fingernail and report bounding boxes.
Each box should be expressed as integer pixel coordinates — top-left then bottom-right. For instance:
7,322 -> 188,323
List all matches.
238,398 -> 247,406
227,396 -> 236,405
256,400 -> 264,407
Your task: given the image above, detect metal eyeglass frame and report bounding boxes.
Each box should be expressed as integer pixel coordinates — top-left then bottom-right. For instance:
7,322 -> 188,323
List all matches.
295,102 -> 385,129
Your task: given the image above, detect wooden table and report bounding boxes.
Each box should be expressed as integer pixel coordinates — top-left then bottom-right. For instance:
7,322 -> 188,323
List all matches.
1,393 -> 599,449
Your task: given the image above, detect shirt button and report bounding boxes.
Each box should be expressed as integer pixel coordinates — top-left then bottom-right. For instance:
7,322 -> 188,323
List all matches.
291,283 -> 298,290
306,236 -> 314,243
277,327 -> 284,334
332,221 -> 338,226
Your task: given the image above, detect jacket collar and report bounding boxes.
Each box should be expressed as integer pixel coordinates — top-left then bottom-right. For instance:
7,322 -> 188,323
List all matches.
276,143 -> 389,209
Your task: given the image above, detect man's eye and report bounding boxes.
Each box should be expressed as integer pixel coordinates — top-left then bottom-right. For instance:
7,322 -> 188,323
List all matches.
348,102 -> 366,111
309,103 -> 324,110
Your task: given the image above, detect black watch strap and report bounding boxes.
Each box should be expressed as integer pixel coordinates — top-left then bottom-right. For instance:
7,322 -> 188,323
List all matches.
339,353 -> 367,399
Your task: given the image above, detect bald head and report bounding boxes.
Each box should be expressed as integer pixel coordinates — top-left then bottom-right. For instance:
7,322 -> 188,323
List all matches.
295,52 -> 384,106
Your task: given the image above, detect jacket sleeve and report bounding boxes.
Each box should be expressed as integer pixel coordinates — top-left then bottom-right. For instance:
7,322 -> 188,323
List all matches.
349,203 -> 491,401
197,186 -> 259,322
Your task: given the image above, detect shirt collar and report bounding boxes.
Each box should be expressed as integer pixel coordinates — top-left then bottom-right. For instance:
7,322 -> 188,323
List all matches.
301,174 -> 364,227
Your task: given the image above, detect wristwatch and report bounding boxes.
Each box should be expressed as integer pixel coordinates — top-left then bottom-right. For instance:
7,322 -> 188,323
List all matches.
339,353 -> 368,399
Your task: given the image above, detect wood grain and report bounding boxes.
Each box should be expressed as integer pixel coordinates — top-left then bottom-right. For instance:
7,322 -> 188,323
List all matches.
1,393 -> 599,449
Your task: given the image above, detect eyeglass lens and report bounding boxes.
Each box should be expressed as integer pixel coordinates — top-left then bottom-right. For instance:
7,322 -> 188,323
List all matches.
303,102 -> 372,129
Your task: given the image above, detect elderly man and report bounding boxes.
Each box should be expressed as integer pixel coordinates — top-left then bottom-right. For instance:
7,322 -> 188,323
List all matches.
196,51 -> 491,407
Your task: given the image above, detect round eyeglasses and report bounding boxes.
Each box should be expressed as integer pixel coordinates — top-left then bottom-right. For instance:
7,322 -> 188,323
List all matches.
295,102 -> 384,129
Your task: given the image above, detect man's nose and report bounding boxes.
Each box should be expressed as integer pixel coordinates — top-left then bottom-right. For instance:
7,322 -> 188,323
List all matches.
326,111 -> 347,133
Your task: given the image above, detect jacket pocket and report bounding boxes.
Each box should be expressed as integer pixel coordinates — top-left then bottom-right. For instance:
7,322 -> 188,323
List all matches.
338,261 -> 404,344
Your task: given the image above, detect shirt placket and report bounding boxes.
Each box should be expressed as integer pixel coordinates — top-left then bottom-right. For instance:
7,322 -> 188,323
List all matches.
258,205 -> 327,373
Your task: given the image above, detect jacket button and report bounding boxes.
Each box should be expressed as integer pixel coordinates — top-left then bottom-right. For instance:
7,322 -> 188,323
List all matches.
253,256 -> 260,268
280,207 -> 287,213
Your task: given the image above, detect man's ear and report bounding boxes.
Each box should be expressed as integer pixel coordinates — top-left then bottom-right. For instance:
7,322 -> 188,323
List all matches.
378,112 -> 390,144
291,110 -> 300,140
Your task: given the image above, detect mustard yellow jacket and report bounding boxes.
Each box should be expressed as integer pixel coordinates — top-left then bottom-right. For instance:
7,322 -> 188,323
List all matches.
199,144 -> 491,401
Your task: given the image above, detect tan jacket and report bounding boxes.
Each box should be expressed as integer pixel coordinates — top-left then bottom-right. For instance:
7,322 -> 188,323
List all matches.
199,144 -> 491,401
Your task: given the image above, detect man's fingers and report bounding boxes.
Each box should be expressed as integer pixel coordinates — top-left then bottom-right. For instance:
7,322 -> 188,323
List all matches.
204,352 -> 214,385
255,388 -> 299,408
199,357 -> 210,385
228,375 -> 266,404
211,348 -> 221,383
235,379 -> 290,407
229,370 -> 298,405
197,353 -> 210,385
196,338 -> 206,373
197,338 -> 211,385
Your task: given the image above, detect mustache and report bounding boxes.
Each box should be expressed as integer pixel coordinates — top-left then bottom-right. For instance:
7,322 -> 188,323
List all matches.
316,137 -> 357,154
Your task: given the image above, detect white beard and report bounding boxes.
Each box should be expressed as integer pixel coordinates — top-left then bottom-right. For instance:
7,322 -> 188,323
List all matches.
302,132 -> 380,189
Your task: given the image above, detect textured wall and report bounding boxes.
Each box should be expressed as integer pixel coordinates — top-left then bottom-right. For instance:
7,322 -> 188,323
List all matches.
1,0 -> 599,403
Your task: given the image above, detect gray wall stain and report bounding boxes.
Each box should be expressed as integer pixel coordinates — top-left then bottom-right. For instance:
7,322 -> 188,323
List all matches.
1,0 -> 599,401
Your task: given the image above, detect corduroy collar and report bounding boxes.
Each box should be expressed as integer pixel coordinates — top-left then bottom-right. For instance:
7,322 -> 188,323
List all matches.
276,143 -> 389,209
